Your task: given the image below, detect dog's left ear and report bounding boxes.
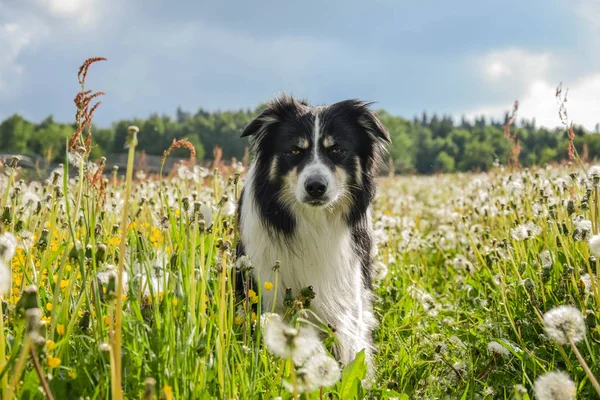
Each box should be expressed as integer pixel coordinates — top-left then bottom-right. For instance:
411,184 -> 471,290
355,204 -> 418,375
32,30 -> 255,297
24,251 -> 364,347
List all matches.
331,100 -> 391,145
355,102 -> 391,145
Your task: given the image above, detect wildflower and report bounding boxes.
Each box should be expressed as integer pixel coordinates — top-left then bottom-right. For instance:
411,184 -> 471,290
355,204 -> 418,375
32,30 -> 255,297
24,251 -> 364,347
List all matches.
539,250 -> 553,269
57,324 -> 65,336
510,222 -> 540,241
506,180 -> 523,194
259,312 -> 282,334
589,165 -> 600,177
372,261 -> 389,283
580,274 -> 592,295
248,289 -> 258,304
264,281 -> 274,291
236,255 -> 253,271
487,341 -> 510,357
0,232 -> 17,262
200,203 -> 213,228
46,340 -> 56,350
300,353 -> 341,390
264,320 -> 322,366
162,385 -> 173,400
222,199 -> 236,217
46,303 -> 53,312
98,342 -> 111,353
47,355 -> 61,368
68,370 -> 77,379
589,234 -> 600,257
543,305 -> 586,345
533,371 -> 576,400
0,260 -> 10,297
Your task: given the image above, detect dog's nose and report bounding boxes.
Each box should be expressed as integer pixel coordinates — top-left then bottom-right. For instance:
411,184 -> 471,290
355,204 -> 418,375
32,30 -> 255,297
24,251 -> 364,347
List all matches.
305,175 -> 327,198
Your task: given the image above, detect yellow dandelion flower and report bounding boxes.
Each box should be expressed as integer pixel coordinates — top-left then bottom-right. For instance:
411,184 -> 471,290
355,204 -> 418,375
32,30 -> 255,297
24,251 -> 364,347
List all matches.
47,355 -> 61,368
68,370 -> 77,379
172,298 -> 178,307
248,289 -> 258,304
41,316 -> 51,324
46,303 -> 53,312
57,324 -> 65,335
235,317 -> 243,325
46,340 -> 56,351
65,265 -> 72,272
60,280 -> 69,289
103,315 -> 111,325
162,385 -> 173,400
263,282 -> 273,291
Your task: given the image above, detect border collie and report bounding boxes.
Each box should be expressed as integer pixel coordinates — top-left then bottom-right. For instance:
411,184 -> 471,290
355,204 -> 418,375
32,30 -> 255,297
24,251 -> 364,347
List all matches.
237,94 -> 390,375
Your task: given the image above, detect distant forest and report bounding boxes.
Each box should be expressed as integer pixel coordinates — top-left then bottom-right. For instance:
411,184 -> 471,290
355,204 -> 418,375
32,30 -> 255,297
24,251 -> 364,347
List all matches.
1,105 -> 599,173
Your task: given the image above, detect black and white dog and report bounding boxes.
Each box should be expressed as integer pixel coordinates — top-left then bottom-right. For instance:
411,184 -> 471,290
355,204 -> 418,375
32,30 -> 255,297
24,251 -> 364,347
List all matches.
237,94 -> 390,373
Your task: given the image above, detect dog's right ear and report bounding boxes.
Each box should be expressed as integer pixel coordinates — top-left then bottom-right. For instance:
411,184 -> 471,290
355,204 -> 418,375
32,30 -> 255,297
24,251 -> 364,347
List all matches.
241,94 -> 304,141
240,108 -> 279,139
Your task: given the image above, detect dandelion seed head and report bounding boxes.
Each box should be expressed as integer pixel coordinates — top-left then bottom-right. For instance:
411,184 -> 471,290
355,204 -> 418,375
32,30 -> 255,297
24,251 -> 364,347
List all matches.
589,234 -> 600,256
534,371 -> 576,400
264,320 -> 321,366
487,341 -> 510,357
0,232 -> 17,262
543,305 -> 586,345
300,353 -> 341,390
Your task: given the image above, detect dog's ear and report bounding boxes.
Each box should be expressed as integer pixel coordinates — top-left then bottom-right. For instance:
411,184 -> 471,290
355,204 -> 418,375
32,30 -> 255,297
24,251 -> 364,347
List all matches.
329,100 -> 391,145
357,103 -> 391,145
241,94 -> 305,141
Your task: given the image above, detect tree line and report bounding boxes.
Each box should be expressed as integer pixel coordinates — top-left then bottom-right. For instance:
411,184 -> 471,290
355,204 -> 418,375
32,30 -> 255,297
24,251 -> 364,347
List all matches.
1,105 -> 599,173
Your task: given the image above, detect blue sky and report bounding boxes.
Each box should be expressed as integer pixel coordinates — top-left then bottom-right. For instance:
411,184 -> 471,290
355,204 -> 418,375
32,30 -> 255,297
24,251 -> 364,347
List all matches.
1,0 -> 599,129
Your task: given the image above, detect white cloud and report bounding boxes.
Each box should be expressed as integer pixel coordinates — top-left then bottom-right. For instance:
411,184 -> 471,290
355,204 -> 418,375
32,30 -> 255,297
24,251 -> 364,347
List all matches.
0,0 -> 107,99
478,48 -> 551,84
37,0 -> 100,27
464,75 -> 600,130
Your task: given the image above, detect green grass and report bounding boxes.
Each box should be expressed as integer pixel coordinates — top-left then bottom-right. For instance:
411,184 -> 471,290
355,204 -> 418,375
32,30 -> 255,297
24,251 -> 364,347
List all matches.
1,157 -> 599,399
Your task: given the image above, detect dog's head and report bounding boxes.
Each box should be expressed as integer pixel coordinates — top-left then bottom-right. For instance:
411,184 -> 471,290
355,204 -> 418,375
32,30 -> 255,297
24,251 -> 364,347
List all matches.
242,94 -> 390,212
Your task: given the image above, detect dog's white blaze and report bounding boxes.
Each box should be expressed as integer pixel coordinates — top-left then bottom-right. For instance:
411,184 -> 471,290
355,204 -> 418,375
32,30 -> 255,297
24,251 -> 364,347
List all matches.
295,112 -> 338,204
241,165 -> 375,369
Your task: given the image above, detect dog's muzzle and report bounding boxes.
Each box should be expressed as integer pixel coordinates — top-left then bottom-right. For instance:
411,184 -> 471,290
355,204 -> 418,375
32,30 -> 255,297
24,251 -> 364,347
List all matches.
304,175 -> 328,204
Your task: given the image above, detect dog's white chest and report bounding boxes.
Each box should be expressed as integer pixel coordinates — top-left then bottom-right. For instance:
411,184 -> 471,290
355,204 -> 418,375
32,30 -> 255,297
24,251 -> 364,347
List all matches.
241,202 -> 358,316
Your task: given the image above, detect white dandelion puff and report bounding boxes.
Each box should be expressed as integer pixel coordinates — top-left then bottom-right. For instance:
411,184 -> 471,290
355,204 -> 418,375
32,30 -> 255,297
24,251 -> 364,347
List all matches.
588,234 -> 600,257
543,305 -> 586,345
533,371 -> 576,400
0,232 -> 17,262
487,341 -> 510,357
580,274 -> 593,295
264,320 -> 322,366
300,353 -> 341,390
0,260 -> 10,296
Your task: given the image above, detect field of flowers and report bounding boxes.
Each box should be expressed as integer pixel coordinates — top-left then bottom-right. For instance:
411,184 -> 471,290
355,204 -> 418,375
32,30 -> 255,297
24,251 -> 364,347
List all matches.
0,59 -> 598,400
1,149 -> 600,399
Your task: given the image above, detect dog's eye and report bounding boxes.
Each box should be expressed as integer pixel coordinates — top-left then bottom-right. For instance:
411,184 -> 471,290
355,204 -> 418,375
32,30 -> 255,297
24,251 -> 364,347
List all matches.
286,149 -> 301,156
329,148 -> 343,154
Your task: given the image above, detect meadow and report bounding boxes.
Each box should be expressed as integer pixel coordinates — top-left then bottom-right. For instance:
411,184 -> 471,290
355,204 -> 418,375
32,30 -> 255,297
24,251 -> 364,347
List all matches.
0,59 -> 598,400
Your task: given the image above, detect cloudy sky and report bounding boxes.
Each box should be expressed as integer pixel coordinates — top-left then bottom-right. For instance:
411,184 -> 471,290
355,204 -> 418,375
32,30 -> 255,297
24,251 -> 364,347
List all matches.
1,0 -> 599,129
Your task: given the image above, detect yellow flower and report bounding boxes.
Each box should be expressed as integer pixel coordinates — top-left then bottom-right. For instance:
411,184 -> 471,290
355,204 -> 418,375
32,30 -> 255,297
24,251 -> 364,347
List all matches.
46,340 -> 56,351
46,303 -> 53,312
41,316 -> 51,324
263,282 -> 273,291
248,289 -> 258,304
103,316 -> 111,325
47,355 -> 61,368
57,324 -> 65,335
68,370 -> 77,379
60,280 -> 69,289
65,265 -> 72,272
172,298 -> 178,307
235,317 -> 243,325
162,385 -> 173,400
